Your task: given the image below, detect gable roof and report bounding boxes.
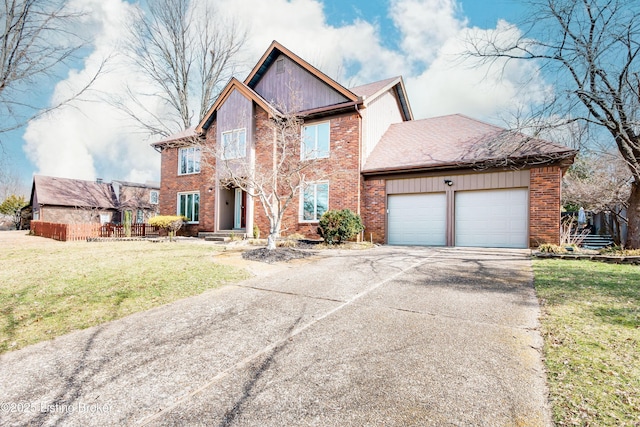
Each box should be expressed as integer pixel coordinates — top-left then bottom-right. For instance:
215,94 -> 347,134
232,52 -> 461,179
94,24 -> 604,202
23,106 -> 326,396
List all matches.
151,127 -> 199,149
244,40 -> 359,102
363,114 -> 577,175
350,76 -> 413,121
31,175 -> 117,209
196,77 -> 277,133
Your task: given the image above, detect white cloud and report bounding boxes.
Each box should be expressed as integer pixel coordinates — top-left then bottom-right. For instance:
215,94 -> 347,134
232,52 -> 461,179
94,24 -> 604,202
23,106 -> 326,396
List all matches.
23,0 -> 161,183
22,0 -> 551,183
391,0 -> 466,65
405,20 -> 550,122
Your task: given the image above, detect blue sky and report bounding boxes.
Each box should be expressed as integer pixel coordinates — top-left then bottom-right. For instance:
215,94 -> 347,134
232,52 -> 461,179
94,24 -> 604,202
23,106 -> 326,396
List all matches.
2,0 -> 535,194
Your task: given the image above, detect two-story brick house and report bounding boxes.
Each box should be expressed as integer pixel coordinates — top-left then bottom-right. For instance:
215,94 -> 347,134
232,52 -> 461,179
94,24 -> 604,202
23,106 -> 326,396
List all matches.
153,41 -> 576,248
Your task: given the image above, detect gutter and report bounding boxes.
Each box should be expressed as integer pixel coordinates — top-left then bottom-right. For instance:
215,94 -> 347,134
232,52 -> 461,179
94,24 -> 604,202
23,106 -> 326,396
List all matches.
361,151 -> 578,177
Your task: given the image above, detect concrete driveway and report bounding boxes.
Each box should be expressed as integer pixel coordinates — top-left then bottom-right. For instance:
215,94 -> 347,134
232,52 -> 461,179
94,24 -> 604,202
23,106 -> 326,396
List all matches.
0,246 -> 550,426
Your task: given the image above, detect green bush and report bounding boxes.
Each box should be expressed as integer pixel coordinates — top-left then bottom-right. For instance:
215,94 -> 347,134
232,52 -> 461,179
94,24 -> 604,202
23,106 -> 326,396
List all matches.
149,215 -> 185,241
318,209 -> 364,244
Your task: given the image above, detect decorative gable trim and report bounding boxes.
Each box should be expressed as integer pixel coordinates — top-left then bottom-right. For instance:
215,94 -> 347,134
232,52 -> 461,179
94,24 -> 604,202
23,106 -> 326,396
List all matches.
244,40 -> 359,103
352,76 -> 413,121
196,77 -> 277,133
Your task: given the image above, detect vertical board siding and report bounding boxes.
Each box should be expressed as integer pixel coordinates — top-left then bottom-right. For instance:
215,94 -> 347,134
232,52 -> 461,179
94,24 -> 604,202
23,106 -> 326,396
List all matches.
362,90 -> 403,165
217,89 -> 253,149
254,55 -> 348,111
386,170 -> 530,194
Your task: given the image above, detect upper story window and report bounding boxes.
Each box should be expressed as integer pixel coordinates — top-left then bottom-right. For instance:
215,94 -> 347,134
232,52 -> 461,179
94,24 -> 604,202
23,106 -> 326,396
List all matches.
179,147 -> 201,175
301,122 -> 330,160
221,129 -> 247,160
150,190 -> 159,205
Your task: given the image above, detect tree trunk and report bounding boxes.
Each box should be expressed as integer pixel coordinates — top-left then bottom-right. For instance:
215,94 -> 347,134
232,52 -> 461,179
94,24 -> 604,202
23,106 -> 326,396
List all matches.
266,233 -> 276,250
626,182 -> 640,249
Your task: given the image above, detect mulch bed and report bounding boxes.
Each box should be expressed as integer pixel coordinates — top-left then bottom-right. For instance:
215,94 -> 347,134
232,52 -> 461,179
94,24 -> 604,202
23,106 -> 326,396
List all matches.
242,247 -> 317,264
533,252 -> 640,265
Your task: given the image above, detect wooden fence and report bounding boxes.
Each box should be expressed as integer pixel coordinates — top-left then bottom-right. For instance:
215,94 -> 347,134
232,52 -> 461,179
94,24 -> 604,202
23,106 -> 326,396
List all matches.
31,221 -> 101,241
31,221 -> 160,241
99,223 -> 159,238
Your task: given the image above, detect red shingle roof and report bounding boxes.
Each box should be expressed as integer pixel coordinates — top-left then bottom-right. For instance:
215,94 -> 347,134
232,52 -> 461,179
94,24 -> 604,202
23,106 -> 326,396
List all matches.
363,114 -> 576,174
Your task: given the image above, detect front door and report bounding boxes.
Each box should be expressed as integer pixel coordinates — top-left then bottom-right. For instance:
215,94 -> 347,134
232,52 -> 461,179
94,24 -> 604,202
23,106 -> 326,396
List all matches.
234,188 -> 246,229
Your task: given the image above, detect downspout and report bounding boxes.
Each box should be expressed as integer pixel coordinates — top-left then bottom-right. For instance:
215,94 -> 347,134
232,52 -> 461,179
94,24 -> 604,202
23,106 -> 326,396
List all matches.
354,103 -> 364,242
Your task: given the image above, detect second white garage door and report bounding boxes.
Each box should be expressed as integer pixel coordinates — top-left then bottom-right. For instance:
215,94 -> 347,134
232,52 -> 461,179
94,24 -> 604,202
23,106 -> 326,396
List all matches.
455,188 -> 528,248
388,193 -> 446,246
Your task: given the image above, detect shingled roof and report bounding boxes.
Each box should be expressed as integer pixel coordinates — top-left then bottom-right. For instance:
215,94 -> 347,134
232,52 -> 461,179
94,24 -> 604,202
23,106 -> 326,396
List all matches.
32,175 -> 117,209
362,114 -> 577,174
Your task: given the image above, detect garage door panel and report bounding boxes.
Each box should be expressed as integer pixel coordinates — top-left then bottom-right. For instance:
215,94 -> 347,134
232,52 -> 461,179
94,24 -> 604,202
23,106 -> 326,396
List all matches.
388,193 -> 446,246
455,189 -> 528,248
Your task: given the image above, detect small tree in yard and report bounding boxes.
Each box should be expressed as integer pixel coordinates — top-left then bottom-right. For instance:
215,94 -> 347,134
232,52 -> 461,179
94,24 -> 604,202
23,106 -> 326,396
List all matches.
149,215 -> 185,241
318,209 -> 364,245
0,195 -> 27,230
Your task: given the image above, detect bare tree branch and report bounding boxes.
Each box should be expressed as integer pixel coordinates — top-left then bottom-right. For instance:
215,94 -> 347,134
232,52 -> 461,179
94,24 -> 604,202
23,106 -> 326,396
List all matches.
465,0 -> 640,247
114,0 -> 246,138
0,0 -> 104,135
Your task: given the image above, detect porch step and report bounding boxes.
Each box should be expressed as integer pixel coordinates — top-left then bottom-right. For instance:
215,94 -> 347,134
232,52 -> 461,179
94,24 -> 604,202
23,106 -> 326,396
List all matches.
573,234 -> 614,249
198,230 -> 246,242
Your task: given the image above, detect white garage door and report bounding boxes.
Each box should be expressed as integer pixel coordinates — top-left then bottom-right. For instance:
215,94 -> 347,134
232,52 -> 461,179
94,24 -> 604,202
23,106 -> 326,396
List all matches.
455,189 -> 528,248
388,193 -> 446,246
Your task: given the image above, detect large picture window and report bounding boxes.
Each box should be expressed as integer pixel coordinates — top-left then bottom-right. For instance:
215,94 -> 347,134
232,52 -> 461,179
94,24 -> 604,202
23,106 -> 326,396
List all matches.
302,182 -> 328,222
178,192 -> 200,223
178,147 -> 201,175
301,122 -> 330,160
221,129 -> 247,160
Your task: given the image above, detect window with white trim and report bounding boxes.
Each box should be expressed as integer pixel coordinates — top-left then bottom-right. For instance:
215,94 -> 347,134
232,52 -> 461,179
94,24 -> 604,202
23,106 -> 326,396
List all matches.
136,209 -> 144,224
221,129 -> 247,160
178,192 -> 200,223
178,147 -> 201,175
301,122 -> 330,160
150,190 -> 159,205
301,182 -> 328,222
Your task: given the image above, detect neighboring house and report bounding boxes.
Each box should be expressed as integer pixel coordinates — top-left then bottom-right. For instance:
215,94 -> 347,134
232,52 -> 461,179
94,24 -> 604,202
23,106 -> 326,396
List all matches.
152,41 -> 576,248
30,175 -> 160,224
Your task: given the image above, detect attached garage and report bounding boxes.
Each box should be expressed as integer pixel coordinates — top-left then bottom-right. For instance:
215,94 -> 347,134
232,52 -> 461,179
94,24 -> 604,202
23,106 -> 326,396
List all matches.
455,188 -> 528,248
388,193 -> 446,245
385,171 -> 532,248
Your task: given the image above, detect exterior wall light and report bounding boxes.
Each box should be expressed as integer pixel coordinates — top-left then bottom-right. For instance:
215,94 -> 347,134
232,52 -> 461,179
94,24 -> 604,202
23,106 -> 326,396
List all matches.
444,179 -> 453,186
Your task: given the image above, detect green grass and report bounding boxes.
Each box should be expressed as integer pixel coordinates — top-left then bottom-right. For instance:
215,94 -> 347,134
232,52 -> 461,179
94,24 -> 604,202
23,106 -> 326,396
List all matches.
0,236 -> 250,354
534,259 -> 640,426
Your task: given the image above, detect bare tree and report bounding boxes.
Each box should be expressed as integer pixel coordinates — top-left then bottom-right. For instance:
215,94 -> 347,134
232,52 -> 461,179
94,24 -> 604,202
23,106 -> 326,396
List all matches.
0,0 -> 104,136
0,155 -> 28,200
563,151 -> 632,214
115,0 -> 245,138
466,0 -> 640,248
202,109 -> 327,250
563,151 -> 632,243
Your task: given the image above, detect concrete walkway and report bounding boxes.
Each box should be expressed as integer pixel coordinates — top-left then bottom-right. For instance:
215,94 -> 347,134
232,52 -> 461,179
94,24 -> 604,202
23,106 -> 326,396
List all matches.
0,246 -> 551,426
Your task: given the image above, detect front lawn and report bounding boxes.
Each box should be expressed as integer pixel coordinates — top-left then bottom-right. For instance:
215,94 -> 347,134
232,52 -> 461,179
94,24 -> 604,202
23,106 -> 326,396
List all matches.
534,259 -> 640,426
0,233 -> 250,354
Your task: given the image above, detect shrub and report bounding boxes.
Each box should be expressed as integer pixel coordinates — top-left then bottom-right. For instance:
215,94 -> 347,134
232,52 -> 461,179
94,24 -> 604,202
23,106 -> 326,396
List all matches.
538,243 -> 566,254
149,215 -> 185,241
318,209 -> 364,245
253,224 -> 260,239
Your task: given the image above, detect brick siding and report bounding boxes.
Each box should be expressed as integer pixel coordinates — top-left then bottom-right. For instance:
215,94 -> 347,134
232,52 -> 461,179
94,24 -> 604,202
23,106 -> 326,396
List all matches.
159,138 -> 215,236
362,178 -> 386,243
252,109 -> 362,239
529,166 -> 562,246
